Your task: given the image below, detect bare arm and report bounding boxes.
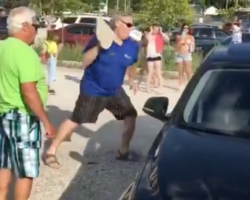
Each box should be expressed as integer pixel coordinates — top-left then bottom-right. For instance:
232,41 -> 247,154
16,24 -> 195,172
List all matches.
161,32 -> 169,43
127,49 -> 141,81
127,62 -> 137,80
21,83 -> 50,126
82,35 -> 100,69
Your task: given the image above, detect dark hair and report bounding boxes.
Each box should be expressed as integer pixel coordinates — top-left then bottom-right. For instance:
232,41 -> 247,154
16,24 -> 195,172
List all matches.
152,23 -> 159,27
143,27 -> 150,32
180,23 -> 189,32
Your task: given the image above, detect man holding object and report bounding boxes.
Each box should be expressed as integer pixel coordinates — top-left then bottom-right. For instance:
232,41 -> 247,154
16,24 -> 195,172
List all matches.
44,14 -> 140,168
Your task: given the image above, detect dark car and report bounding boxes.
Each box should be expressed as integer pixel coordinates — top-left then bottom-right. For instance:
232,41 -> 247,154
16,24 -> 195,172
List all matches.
0,15 -> 8,40
119,43 -> 250,200
48,23 -> 95,46
170,27 -> 229,48
202,33 -> 250,57
191,23 -> 219,29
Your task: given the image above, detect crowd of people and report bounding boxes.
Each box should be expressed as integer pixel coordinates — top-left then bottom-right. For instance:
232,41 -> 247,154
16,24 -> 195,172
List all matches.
0,6 -> 197,200
138,23 -> 195,91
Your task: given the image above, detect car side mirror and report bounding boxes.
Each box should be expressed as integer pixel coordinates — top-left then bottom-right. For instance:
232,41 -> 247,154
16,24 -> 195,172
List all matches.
143,97 -> 170,121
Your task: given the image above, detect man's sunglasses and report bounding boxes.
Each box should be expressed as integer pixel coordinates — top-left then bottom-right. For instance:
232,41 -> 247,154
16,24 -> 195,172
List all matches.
121,21 -> 133,28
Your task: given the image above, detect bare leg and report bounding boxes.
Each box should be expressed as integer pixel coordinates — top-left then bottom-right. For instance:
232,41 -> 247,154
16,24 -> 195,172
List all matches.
146,61 -> 154,92
0,169 -> 11,200
183,60 -> 192,82
14,178 -> 33,200
154,60 -> 163,88
46,119 -> 79,156
177,61 -> 184,86
120,116 -> 136,154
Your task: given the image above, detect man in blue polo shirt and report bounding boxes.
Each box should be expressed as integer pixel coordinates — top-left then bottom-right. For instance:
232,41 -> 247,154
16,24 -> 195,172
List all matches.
44,14 -> 140,168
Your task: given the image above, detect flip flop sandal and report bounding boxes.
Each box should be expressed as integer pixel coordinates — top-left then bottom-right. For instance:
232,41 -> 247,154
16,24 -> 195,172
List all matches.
42,154 -> 61,169
116,150 -> 140,162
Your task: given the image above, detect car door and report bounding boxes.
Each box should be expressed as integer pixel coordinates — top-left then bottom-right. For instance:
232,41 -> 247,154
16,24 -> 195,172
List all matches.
65,24 -> 94,45
0,16 -> 7,39
214,29 -> 229,41
195,28 -> 217,52
198,28 -> 214,39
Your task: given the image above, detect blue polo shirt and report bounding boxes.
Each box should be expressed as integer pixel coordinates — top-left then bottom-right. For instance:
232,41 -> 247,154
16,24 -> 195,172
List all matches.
80,35 -> 139,96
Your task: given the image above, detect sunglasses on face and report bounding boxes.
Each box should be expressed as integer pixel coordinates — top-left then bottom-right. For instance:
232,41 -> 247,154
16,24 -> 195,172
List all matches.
121,21 -> 133,28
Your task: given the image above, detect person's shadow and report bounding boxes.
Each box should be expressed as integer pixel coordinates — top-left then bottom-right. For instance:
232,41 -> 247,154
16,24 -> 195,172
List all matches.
55,114 -> 162,200
64,75 -> 81,84
43,105 -> 94,151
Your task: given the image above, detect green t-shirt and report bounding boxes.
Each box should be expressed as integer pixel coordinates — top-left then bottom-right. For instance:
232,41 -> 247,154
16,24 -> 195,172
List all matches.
0,37 -> 48,114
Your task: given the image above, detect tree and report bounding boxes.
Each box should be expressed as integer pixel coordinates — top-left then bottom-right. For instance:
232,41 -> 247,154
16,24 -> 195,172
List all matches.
29,0 -> 90,14
141,0 -> 195,29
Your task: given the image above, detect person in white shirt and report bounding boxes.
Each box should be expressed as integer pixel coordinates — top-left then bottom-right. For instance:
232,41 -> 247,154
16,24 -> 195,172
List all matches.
232,24 -> 242,44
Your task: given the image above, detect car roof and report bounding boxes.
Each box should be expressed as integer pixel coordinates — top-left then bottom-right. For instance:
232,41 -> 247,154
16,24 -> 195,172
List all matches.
204,44 -> 250,66
193,27 -> 220,30
66,23 -> 96,27
64,15 -> 110,20
172,26 -> 221,33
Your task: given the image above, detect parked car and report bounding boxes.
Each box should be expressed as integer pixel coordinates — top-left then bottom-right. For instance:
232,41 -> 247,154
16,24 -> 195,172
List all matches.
50,14 -> 111,30
170,27 -> 229,47
48,23 -> 95,46
191,23 -> 219,28
201,33 -> 250,57
119,43 -> 250,200
0,15 -> 7,40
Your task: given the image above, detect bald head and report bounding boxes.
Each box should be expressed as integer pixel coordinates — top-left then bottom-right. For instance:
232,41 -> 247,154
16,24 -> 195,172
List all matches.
110,14 -> 133,40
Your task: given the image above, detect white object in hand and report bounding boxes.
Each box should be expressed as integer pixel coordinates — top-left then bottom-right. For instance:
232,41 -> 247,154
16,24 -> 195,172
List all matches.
96,17 -> 114,49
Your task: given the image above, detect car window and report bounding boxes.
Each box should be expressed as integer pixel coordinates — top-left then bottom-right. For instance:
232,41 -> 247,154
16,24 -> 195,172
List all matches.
183,69 -> 250,136
192,29 -> 199,36
198,29 -> 213,37
66,25 -> 95,35
0,16 -> 7,29
79,17 -> 96,24
220,36 -> 232,45
62,17 -> 77,24
215,29 -> 228,38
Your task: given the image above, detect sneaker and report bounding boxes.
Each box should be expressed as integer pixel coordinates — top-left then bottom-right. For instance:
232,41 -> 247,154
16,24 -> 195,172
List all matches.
96,17 -> 114,49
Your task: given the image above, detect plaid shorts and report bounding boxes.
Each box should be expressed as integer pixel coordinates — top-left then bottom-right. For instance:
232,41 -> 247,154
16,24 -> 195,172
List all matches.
0,109 -> 41,178
71,87 -> 137,124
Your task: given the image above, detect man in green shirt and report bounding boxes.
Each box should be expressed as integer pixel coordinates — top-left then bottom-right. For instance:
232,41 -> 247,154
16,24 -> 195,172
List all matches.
0,7 -> 55,200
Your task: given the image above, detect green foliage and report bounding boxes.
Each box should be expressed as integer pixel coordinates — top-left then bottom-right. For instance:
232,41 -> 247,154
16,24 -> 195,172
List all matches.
141,0 -> 195,29
58,44 -> 82,62
30,0 -> 91,14
218,7 -> 236,21
161,46 -> 202,71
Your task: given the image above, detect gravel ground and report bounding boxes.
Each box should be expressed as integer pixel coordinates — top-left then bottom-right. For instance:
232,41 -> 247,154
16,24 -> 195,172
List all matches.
9,67 -> 182,200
